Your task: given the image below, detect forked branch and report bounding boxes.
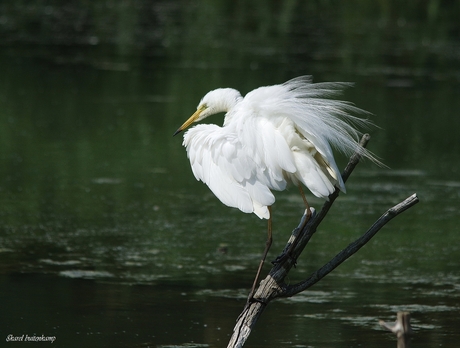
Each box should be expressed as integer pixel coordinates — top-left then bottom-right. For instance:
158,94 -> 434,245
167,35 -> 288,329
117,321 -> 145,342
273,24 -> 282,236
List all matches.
227,134 -> 419,348
280,193 -> 418,297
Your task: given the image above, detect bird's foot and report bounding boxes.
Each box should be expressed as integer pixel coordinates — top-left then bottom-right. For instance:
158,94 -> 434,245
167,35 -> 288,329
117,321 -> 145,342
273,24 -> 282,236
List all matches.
247,295 -> 266,304
245,294 -> 266,308
238,295 -> 267,321
272,208 -> 313,266
272,249 -> 297,266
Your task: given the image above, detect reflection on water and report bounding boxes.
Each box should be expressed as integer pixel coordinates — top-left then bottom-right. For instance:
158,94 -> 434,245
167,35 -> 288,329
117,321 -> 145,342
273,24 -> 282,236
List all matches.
1,1 -> 459,347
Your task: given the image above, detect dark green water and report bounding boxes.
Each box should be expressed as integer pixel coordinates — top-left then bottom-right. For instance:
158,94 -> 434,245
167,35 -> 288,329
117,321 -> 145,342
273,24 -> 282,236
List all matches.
0,2 -> 459,347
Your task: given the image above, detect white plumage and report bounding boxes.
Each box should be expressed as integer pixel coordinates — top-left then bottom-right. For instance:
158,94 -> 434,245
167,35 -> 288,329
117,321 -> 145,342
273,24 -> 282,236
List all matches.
174,76 -> 378,219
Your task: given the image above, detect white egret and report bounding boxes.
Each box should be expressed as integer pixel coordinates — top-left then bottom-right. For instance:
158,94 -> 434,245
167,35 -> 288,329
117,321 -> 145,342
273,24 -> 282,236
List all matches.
174,76 -> 379,297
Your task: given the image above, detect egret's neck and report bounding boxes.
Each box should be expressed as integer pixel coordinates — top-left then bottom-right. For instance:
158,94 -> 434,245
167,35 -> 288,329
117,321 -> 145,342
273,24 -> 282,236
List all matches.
210,88 -> 242,114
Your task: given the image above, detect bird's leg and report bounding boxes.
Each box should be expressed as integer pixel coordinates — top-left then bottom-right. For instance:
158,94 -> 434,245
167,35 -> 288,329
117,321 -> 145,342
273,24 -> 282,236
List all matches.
247,207 -> 273,303
272,185 -> 311,265
298,184 -> 312,220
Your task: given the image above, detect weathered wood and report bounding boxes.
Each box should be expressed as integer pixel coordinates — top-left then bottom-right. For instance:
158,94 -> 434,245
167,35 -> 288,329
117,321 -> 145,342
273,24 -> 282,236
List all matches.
227,134 -> 419,348
379,312 -> 412,348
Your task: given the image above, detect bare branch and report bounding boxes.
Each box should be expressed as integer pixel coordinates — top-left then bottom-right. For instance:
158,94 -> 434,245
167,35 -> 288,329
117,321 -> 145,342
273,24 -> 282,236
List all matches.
280,193 -> 419,297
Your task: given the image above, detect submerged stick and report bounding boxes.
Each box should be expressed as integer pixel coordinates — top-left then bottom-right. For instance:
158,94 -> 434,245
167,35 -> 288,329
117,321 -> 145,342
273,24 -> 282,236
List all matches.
380,312 -> 412,348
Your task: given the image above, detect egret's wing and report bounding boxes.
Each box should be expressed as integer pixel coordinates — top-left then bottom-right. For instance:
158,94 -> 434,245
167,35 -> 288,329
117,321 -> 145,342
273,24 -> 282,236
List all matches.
290,144 -> 338,197
235,113 -> 297,190
282,77 -> 376,160
183,124 -> 279,219
243,76 -> 380,193
293,127 -> 346,192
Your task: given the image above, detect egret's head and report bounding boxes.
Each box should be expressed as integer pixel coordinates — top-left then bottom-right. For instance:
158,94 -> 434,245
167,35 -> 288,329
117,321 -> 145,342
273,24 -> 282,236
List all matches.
173,88 -> 242,136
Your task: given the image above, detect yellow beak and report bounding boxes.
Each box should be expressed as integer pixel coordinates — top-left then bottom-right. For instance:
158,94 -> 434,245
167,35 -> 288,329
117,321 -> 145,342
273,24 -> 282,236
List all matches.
173,107 -> 204,136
